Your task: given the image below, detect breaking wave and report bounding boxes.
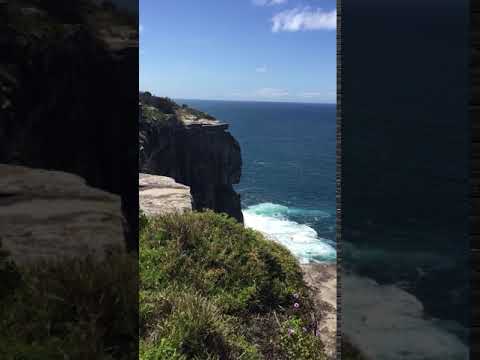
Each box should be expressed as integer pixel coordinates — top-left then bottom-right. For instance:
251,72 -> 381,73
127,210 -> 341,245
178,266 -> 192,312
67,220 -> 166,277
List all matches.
243,202 -> 336,263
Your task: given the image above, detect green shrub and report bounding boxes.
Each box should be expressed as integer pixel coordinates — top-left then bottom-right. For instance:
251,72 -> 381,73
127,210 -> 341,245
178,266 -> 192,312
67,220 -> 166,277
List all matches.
279,317 -> 326,360
139,92 -> 178,114
140,287 -> 260,360
140,339 -> 186,360
140,211 -> 327,359
0,252 -> 138,360
140,211 -> 307,315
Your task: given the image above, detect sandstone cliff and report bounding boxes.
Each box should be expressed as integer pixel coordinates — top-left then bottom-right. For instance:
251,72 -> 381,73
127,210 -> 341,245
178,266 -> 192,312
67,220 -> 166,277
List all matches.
139,92 -> 243,222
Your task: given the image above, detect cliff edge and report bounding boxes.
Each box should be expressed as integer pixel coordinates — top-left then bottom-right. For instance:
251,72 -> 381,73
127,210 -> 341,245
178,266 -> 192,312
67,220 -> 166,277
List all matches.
0,165 -> 125,264
139,92 -> 243,222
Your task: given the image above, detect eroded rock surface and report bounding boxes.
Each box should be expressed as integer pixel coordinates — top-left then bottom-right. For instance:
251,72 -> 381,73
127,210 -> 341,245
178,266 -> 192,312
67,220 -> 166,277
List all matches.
0,165 -> 125,264
301,263 -> 337,360
139,173 -> 192,217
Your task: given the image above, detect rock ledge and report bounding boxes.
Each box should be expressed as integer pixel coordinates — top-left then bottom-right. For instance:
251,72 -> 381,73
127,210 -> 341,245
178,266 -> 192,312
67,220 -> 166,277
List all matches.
0,165 -> 125,264
139,173 -> 193,217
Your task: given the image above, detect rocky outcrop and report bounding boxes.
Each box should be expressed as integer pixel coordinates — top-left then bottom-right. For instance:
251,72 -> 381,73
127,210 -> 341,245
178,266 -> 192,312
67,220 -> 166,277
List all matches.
301,263 -> 337,360
0,1 -> 138,250
139,93 -> 243,222
0,165 -> 125,264
139,173 -> 192,217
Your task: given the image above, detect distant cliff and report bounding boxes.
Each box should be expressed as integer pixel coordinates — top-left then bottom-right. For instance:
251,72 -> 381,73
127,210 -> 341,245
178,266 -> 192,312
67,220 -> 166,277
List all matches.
139,92 -> 243,222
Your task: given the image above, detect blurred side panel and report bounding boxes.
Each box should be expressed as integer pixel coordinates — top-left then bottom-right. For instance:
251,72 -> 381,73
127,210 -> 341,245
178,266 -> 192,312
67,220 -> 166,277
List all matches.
0,0 -> 138,358
340,0 -> 470,358
472,0 -> 480,356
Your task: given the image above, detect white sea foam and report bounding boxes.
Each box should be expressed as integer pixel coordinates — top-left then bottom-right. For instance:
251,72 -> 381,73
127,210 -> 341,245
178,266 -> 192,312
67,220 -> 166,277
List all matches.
243,202 -> 336,263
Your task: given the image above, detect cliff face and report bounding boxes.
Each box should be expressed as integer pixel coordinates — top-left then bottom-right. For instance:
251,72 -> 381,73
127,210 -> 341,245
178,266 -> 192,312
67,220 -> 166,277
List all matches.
0,1 -> 138,249
139,93 -> 243,222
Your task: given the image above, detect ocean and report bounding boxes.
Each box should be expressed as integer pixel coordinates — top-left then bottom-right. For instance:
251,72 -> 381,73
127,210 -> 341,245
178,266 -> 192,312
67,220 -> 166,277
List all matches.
177,98 -> 469,356
177,99 -> 337,264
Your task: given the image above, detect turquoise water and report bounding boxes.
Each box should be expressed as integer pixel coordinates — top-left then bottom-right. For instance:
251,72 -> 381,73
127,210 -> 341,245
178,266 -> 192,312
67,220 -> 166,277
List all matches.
178,99 -> 336,263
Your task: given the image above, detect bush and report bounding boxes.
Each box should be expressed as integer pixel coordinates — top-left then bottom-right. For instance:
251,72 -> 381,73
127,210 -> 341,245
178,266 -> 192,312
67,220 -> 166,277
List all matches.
0,252 -> 138,360
140,287 -> 260,360
139,92 -> 178,114
140,104 -> 176,125
140,211 -> 327,359
140,211 -> 307,315
280,317 -> 326,360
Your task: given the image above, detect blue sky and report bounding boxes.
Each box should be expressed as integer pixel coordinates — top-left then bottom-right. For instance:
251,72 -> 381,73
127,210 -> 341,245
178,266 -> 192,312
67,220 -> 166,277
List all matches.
139,0 -> 336,103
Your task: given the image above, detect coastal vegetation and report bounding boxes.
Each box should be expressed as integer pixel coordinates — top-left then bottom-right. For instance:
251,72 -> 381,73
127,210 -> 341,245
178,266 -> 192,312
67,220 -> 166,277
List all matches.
140,103 -> 178,127
139,92 -> 216,122
140,92 -> 178,115
140,210 -> 327,360
0,242 -> 138,359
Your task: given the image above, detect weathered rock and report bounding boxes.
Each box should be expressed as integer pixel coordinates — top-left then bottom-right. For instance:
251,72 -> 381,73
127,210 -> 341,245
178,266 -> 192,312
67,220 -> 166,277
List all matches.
139,94 -> 243,222
301,263 -> 337,360
139,173 -> 192,216
0,165 -> 125,264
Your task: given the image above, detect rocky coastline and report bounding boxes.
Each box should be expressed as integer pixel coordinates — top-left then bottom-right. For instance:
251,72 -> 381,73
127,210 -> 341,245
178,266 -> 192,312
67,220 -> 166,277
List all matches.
139,92 -> 338,359
139,92 -> 243,222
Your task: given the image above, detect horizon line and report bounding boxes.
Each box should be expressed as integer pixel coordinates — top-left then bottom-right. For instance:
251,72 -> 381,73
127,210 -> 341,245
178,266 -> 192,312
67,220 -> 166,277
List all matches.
173,97 -> 336,106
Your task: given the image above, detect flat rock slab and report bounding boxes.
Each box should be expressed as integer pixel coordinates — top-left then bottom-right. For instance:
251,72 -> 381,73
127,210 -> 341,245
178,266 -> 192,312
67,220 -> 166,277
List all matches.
139,173 -> 192,217
0,165 -> 125,264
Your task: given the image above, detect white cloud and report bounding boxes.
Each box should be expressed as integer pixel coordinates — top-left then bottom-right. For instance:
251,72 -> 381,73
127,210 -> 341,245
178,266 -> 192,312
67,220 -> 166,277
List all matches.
299,91 -> 335,99
299,91 -> 324,98
255,65 -> 268,73
256,88 -> 289,98
139,24 -> 144,33
272,7 -> 336,32
253,0 -> 287,6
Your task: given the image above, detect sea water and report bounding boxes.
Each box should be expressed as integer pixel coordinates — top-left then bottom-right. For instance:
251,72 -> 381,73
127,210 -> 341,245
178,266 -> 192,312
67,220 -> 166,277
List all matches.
177,99 -> 336,263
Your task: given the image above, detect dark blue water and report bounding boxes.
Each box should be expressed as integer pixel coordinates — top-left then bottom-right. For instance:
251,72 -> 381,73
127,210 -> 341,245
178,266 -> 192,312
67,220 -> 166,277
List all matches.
177,99 -> 337,263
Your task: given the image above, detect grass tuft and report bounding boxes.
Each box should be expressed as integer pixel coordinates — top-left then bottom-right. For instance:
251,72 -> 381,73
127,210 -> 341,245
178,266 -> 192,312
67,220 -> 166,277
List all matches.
0,251 -> 138,360
140,210 -> 327,359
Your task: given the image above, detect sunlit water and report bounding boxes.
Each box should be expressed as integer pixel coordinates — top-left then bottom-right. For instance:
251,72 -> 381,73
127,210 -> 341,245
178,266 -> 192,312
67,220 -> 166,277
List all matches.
178,99 -> 337,263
